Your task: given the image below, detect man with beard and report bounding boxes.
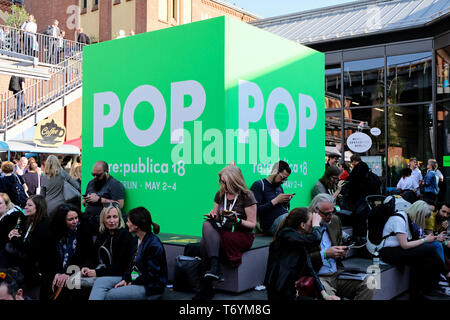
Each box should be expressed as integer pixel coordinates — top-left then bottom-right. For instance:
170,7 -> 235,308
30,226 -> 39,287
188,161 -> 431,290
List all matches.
250,161 -> 293,235
83,161 -> 125,232
425,202 -> 449,235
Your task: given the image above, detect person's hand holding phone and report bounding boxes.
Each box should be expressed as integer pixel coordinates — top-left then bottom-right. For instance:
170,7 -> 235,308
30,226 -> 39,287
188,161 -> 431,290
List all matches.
204,210 -> 218,221
272,193 -> 294,205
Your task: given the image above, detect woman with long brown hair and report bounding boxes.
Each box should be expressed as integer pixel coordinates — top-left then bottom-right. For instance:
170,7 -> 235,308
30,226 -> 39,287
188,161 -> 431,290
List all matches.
194,165 -> 257,300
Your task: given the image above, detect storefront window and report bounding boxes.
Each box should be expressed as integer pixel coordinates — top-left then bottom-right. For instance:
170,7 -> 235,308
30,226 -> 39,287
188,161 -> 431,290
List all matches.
326,65 -> 341,96
387,104 -> 433,186
437,46 -> 450,101
387,52 -> 432,104
344,58 -> 384,107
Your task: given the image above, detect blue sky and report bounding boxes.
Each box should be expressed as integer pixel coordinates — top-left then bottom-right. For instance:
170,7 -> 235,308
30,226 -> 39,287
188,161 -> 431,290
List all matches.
229,0 -> 357,18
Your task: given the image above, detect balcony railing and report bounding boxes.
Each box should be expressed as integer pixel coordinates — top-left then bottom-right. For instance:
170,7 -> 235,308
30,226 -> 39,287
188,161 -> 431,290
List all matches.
0,24 -> 85,66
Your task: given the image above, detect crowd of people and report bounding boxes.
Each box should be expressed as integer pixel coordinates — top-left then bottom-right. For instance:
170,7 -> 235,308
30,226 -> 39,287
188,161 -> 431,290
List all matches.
0,153 -> 448,301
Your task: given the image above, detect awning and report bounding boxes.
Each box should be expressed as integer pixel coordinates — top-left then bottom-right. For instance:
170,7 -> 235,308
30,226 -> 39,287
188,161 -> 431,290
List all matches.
0,140 -> 80,157
64,137 -> 81,150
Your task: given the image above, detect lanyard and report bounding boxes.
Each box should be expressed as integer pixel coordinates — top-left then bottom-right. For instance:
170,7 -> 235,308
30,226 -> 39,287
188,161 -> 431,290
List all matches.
224,194 -> 238,212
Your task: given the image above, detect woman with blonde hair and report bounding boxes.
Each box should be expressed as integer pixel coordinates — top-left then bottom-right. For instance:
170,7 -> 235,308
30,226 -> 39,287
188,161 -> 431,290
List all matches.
69,162 -> 81,184
194,165 -> 257,300
41,155 -> 80,218
81,203 -> 133,281
0,192 -> 24,249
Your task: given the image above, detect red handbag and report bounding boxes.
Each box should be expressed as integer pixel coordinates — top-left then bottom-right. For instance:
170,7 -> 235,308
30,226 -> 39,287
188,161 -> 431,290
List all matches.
295,276 -> 319,299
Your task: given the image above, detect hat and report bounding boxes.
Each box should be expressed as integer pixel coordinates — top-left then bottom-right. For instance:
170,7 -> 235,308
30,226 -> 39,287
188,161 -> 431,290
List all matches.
328,152 -> 341,159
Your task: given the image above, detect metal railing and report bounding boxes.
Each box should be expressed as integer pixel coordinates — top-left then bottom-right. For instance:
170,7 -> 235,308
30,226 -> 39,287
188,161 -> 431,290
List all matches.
0,52 -> 83,137
0,24 -> 85,65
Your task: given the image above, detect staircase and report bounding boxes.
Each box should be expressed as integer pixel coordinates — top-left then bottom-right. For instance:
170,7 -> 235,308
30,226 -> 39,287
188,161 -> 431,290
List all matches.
0,24 -> 84,141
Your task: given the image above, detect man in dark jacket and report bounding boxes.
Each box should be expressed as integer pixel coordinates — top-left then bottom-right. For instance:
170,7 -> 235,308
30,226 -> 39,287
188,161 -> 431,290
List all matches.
8,76 -> 25,121
77,28 -> 90,45
307,193 -> 375,300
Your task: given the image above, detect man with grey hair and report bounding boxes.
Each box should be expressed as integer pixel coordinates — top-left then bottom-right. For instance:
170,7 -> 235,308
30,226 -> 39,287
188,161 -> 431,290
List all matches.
308,193 -> 375,300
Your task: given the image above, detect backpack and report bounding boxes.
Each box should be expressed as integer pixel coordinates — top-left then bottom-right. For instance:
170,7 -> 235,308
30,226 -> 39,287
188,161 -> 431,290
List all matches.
365,170 -> 382,195
366,197 -> 406,254
9,175 -> 28,209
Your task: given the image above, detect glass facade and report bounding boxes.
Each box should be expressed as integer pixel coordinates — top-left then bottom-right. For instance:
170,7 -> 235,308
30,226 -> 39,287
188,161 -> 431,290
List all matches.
325,43 -> 449,199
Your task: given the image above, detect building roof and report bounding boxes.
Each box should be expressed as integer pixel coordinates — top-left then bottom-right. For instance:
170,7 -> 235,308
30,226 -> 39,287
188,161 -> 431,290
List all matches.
250,0 -> 450,45
211,0 -> 263,19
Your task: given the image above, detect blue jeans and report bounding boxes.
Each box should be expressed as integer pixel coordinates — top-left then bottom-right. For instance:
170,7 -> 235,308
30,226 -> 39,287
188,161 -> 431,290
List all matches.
428,241 -> 445,264
89,276 -> 148,300
15,92 -> 24,119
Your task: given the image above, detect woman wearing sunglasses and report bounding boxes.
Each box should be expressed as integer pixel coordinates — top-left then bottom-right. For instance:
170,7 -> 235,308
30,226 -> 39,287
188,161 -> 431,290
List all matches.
194,164 -> 257,300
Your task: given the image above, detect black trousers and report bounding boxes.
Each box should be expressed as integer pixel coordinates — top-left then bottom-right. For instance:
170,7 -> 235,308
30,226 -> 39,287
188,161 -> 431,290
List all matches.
380,244 -> 447,295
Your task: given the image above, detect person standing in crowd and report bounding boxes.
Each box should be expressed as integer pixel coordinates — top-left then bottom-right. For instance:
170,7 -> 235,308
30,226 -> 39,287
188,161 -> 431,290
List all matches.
89,207 -> 167,300
83,161 -> 125,233
311,165 -> 345,200
41,155 -> 80,219
0,161 -> 28,208
81,203 -> 134,283
0,193 -> 24,250
45,19 -> 60,64
77,28 -> 90,45
346,154 -> 370,209
48,204 -> 94,300
8,76 -> 25,121
325,153 -> 340,169
308,193 -> 375,300
22,161 -> 40,196
194,165 -> 257,300
250,161 -> 293,236
0,195 -> 53,300
339,162 -> 350,181
423,159 -> 440,204
265,207 -> 340,301
396,167 -> 419,203
409,158 -> 423,196
14,157 -> 28,176
69,162 -> 81,185
21,14 -> 37,56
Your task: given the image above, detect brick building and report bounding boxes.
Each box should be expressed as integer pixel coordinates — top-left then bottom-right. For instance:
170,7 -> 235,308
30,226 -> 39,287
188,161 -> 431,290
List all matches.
24,0 -> 259,42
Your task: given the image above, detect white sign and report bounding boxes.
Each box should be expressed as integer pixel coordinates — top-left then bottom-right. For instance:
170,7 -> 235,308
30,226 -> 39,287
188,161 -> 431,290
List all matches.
370,127 -> 381,136
347,132 -> 372,153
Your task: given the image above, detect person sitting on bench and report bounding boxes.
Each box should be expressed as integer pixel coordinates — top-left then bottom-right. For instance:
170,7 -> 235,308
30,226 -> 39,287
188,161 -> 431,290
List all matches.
194,164 -> 257,300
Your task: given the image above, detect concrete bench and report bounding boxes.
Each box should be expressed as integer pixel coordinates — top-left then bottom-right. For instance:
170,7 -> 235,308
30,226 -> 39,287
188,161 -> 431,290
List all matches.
342,257 -> 410,300
160,233 -> 272,293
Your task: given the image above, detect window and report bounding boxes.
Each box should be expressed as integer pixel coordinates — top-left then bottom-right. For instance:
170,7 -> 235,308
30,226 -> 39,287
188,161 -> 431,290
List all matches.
437,46 -> 450,101
325,64 -> 341,96
387,104 -> 433,186
387,52 -> 432,104
81,0 -> 87,9
172,0 -> 179,21
344,58 -> 384,107
159,0 -> 168,22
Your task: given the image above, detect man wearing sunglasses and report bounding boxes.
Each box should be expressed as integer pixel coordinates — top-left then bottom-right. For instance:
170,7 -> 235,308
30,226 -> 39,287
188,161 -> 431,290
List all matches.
250,160 -> 294,236
307,193 -> 375,300
83,161 -> 125,232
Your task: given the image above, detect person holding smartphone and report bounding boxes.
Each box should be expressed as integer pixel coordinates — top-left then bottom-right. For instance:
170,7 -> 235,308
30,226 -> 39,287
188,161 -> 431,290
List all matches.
250,160 -> 294,236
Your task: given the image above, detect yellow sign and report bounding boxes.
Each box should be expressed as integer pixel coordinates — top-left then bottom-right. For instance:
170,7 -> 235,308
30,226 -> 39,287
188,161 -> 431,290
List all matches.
33,118 -> 66,147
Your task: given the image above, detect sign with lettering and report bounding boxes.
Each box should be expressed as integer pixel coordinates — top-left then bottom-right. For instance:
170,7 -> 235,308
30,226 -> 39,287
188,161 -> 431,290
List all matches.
33,118 -> 66,147
347,132 -> 372,153
82,16 -> 325,236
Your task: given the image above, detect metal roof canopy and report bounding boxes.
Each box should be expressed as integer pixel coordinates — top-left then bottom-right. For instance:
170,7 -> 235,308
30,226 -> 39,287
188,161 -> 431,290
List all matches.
251,0 -> 450,45
0,140 -> 80,161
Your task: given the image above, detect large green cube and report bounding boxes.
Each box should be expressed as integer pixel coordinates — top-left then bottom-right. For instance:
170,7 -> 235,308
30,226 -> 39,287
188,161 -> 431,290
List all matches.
82,16 -> 324,236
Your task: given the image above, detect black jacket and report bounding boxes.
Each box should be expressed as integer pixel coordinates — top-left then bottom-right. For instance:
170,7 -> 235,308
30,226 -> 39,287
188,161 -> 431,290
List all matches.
93,227 -> 134,277
8,76 -> 25,94
50,220 -> 95,275
264,226 -> 326,300
0,206 -> 24,250
123,232 -> 168,296
77,33 -> 90,44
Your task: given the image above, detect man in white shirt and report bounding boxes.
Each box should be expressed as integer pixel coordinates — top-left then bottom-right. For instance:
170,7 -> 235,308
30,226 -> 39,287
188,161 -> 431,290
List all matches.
21,15 -> 37,56
409,158 -> 423,195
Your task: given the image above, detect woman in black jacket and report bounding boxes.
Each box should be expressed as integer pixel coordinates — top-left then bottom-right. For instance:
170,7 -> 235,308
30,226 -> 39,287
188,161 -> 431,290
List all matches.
0,195 -> 53,299
81,203 -> 133,279
89,207 -> 168,300
264,207 -> 340,301
0,192 -> 24,250
49,204 -> 94,298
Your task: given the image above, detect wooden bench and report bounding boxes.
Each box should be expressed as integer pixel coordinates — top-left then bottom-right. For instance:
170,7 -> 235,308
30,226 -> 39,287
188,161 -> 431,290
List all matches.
160,233 -> 272,293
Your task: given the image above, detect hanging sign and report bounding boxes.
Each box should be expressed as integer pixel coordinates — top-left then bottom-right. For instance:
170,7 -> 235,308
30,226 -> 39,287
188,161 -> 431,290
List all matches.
33,118 -> 66,147
347,132 -> 372,153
